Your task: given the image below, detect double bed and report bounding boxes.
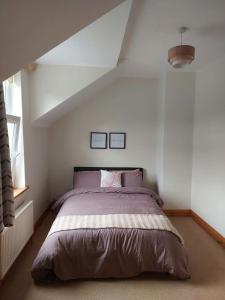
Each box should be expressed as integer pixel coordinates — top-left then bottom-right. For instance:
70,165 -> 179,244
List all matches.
32,167 -> 190,281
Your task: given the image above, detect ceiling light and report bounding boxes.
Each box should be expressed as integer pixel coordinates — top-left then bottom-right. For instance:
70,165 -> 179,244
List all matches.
168,27 -> 195,69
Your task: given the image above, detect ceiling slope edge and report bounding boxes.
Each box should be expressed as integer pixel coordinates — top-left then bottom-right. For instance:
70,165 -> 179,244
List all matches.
32,67 -> 118,128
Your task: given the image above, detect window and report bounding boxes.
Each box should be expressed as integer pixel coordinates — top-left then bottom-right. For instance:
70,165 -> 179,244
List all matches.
7,114 -> 21,185
3,73 -> 25,191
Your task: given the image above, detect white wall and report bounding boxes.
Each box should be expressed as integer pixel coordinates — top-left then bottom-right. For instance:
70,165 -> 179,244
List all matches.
13,61 -> 225,235
48,73 -> 196,210
29,64 -> 111,122
159,72 -> 195,209
156,73 -> 166,196
191,56 -> 225,236
15,71 -> 50,223
49,78 -> 159,198
155,71 -> 195,210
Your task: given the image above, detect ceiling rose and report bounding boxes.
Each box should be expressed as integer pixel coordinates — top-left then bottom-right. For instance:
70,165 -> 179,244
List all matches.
168,27 -> 195,69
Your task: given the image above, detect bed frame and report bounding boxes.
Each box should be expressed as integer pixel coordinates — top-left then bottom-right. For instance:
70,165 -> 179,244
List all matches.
74,167 -> 144,177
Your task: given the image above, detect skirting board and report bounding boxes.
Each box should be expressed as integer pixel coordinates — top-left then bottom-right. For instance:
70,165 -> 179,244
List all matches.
190,210 -> 225,248
164,209 -> 225,248
34,203 -> 52,231
163,209 -> 191,217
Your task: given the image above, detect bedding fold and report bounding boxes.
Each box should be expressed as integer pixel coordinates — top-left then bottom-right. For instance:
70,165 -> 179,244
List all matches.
48,214 -> 184,245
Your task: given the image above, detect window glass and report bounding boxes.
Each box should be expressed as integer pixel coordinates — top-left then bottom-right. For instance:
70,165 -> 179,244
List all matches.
6,115 -> 20,185
7,121 -> 15,155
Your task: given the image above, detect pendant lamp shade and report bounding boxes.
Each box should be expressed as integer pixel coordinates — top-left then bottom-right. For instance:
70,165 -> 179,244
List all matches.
168,27 -> 195,68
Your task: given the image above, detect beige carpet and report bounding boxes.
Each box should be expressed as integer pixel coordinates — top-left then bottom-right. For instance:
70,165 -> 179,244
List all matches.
1,213 -> 225,300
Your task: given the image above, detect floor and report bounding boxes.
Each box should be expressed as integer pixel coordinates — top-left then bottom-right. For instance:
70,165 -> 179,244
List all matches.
1,214 -> 225,300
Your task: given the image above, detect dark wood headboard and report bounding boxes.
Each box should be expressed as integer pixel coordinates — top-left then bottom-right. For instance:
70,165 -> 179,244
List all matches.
74,167 -> 144,177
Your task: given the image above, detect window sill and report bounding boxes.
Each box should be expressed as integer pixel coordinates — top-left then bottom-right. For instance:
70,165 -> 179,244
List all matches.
13,186 -> 29,199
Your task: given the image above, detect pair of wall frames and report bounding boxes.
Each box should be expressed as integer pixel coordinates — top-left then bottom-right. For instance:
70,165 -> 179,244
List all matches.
90,132 -> 126,149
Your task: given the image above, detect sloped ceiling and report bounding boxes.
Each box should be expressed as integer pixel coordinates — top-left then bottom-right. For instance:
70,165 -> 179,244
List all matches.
30,64 -> 111,122
32,68 -> 118,127
22,0 -> 225,127
37,0 -> 132,68
0,0 -> 125,81
30,1 -> 132,126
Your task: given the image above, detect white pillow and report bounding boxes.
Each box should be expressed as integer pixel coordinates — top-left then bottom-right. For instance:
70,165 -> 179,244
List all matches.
100,170 -> 122,188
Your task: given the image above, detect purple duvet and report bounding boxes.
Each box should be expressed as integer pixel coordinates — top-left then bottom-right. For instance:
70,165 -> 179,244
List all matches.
32,187 -> 190,281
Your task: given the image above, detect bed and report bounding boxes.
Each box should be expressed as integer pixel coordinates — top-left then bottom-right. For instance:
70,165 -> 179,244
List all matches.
32,167 -> 190,281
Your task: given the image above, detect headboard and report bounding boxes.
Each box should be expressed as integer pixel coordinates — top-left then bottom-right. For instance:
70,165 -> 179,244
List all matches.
74,167 -> 144,178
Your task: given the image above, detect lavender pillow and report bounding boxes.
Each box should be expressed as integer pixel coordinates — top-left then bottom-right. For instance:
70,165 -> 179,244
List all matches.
122,169 -> 143,187
73,171 -> 101,188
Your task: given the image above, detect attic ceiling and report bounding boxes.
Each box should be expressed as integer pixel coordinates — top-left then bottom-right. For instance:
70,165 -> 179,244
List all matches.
0,0 -> 125,81
37,1 -> 132,68
33,68 -> 118,127
29,0 -> 225,127
36,0 -> 225,77
120,0 -> 225,76
30,1 -> 132,126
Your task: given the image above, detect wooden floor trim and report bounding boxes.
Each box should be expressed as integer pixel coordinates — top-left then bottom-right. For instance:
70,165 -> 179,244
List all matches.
164,209 -> 191,217
190,210 -> 225,248
164,209 -> 225,248
34,203 -> 51,231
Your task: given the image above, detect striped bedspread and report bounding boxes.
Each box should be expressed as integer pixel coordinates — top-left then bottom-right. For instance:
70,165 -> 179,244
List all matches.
48,214 -> 184,244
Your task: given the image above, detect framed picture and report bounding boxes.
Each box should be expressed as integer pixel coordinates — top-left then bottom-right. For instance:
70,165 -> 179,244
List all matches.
90,132 -> 107,149
109,132 -> 126,149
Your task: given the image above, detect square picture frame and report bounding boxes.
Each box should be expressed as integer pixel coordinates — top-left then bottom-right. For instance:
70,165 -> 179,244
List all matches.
90,132 -> 107,149
109,132 -> 126,149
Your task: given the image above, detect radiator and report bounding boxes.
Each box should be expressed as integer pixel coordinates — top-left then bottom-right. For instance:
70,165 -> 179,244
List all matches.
0,200 -> 33,279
